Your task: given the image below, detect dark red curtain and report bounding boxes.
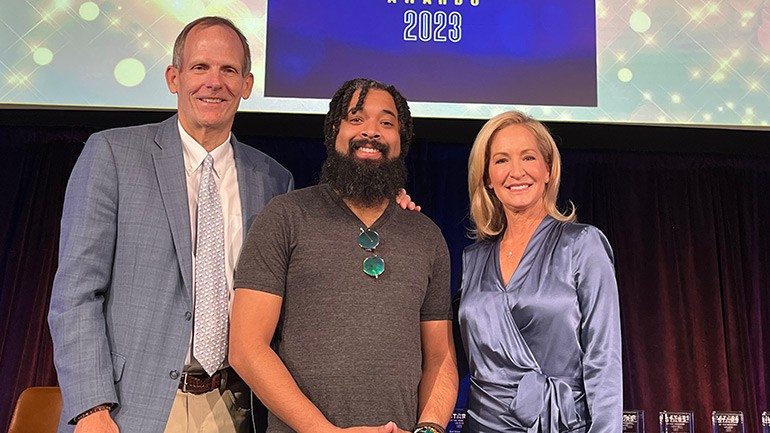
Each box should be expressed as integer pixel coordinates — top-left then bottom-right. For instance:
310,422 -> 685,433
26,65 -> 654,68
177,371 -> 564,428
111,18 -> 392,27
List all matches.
559,152 -> 770,431
1,123 -> 768,433
0,127 -> 89,429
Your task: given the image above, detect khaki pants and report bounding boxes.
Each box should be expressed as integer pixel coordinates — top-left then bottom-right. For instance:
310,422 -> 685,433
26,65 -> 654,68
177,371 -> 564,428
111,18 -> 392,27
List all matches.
163,376 -> 251,433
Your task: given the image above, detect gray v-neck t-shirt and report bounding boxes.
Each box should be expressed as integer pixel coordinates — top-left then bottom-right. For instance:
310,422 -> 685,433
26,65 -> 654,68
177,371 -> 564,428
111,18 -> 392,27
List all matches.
234,184 -> 452,432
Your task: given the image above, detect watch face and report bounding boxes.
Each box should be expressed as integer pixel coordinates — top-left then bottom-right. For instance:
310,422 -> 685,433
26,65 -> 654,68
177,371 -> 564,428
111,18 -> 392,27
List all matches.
414,428 -> 438,433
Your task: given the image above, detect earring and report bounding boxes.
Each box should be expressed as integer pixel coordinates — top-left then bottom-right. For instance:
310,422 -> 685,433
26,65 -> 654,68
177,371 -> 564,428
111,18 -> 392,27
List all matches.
487,184 -> 493,189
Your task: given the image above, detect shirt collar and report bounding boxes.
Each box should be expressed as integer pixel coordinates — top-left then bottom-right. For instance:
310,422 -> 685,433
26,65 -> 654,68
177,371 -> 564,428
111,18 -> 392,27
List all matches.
178,121 -> 232,177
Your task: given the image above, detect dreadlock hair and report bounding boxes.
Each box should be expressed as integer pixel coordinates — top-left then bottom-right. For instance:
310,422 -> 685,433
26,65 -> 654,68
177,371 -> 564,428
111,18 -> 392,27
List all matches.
323,78 -> 414,157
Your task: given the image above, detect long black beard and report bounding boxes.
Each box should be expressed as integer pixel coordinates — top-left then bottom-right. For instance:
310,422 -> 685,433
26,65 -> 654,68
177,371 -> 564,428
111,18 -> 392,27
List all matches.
320,140 -> 407,208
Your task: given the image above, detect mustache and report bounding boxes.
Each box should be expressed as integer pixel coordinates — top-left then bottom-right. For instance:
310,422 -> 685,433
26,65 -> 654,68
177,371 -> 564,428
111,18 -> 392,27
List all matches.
349,138 -> 387,154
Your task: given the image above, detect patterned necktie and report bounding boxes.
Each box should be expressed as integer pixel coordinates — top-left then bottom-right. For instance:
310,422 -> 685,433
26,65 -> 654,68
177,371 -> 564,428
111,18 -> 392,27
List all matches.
193,154 -> 228,376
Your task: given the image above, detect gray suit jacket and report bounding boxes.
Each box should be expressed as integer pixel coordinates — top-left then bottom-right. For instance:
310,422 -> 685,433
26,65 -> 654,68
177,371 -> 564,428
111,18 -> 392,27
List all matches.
48,115 -> 293,432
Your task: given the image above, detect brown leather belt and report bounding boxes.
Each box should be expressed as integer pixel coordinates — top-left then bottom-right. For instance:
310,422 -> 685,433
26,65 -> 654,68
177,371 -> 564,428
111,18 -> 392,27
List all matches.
178,367 -> 238,395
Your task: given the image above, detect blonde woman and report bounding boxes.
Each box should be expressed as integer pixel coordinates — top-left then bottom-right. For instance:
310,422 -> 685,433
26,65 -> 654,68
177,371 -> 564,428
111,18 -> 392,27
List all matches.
457,111 -> 621,432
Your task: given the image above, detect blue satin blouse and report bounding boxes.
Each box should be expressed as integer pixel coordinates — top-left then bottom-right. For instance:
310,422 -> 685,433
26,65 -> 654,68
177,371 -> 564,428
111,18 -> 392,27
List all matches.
458,216 -> 622,432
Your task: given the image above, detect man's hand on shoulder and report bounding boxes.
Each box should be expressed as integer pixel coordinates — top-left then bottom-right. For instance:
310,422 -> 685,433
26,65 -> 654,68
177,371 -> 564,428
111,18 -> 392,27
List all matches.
396,189 -> 421,212
74,409 -> 119,433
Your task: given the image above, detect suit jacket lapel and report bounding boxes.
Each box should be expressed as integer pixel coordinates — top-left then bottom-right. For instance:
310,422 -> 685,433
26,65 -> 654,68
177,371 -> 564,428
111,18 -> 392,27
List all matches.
232,136 -> 266,237
152,115 -> 193,294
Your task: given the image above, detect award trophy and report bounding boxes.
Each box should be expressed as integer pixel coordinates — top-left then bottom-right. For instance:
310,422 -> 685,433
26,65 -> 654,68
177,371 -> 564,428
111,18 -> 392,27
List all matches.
446,408 -> 465,433
623,410 -> 645,433
762,411 -> 769,433
712,411 -> 743,433
659,410 -> 694,433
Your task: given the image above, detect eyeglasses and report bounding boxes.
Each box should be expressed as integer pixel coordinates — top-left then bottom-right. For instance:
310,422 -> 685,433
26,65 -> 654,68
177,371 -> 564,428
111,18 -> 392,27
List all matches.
358,228 -> 384,278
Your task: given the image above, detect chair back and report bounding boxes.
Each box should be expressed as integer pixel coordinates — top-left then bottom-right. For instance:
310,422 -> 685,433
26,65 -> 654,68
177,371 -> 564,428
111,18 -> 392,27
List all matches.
8,386 -> 62,433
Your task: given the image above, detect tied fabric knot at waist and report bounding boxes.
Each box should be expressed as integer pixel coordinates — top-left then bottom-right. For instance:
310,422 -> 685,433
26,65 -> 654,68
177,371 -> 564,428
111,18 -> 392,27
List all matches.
510,371 -> 580,432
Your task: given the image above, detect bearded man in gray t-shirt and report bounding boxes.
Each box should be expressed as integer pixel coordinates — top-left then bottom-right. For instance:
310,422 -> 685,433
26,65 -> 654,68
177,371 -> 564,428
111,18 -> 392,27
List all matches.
229,78 -> 458,433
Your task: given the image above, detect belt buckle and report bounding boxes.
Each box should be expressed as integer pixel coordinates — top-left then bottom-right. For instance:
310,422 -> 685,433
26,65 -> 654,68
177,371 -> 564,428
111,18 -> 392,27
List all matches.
180,371 -> 191,393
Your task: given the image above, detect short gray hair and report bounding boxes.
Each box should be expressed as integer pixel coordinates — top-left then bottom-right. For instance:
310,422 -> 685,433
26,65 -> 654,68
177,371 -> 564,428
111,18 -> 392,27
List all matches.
171,16 -> 251,76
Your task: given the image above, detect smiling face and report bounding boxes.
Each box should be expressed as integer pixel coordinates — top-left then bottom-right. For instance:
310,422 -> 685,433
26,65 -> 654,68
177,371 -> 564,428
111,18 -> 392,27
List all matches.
334,88 -> 401,162
487,124 -> 551,218
165,23 -> 254,148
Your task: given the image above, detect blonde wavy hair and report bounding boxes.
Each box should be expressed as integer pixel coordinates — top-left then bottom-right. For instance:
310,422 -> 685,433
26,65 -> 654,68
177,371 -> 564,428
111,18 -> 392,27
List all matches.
468,111 -> 575,240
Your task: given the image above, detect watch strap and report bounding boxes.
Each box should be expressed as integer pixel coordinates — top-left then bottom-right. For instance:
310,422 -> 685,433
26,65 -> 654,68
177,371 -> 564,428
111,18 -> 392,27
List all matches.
413,421 -> 446,433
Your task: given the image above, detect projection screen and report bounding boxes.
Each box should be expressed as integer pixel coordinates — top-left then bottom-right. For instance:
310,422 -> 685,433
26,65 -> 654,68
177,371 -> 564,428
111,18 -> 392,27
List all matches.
1,0 -> 769,128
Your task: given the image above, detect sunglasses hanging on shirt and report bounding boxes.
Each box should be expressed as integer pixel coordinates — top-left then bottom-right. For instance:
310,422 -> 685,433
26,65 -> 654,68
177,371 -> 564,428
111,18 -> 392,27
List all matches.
358,228 -> 384,278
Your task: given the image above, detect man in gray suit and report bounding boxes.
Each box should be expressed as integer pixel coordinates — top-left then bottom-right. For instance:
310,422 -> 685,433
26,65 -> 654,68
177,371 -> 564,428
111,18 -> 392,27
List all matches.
48,16 -> 293,433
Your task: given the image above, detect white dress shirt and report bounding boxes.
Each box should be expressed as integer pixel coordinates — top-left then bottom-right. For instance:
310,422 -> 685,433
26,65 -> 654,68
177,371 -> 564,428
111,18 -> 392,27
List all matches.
178,122 -> 242,368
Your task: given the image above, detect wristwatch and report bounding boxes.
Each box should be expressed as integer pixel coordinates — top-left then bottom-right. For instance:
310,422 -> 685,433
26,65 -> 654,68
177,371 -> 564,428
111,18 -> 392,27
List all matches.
413,422 -> 446,433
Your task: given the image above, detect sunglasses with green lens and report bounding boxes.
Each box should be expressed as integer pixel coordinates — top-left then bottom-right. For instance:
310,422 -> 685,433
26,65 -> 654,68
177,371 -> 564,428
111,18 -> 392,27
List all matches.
358,228 -> 384,278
